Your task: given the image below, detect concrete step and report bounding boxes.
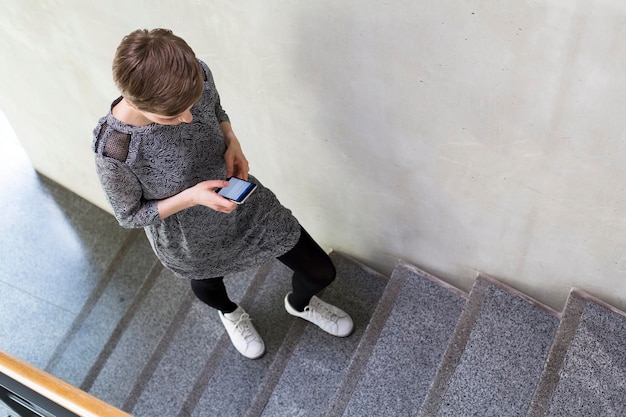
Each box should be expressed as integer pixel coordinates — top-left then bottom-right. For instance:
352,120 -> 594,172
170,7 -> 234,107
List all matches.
186,260 -> 297,417
0,174 -> 133,370
527,288 -> 626,417
107,262 -> 257,416
83,267 -> 191,408
45,232 -> 158,387
329,260 -> 467,417
124,262 -> 291,417
253,251 -> 388,417
127,262 -> 279,417
420,274 -> 560,417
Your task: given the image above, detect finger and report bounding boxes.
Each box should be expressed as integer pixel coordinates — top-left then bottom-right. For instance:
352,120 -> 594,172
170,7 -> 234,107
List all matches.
234,166 -> 249,181
206,180 -> 229,190
223,161 -> 233,179
221,202 -> 237,213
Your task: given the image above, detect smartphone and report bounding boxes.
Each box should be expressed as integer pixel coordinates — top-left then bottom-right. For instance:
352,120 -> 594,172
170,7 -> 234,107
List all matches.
216,177 -> 257,204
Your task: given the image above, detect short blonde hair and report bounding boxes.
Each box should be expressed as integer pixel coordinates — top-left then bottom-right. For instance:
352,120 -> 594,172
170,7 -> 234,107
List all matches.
112,28 -> 204,116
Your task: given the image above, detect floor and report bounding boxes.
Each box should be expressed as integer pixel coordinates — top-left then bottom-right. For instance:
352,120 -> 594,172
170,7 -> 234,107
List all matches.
0,111 -> 129,370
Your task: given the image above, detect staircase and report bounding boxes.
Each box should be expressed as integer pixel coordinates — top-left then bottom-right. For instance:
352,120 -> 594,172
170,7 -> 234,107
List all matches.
3,143 -> 626,416
42,234 -> 626,416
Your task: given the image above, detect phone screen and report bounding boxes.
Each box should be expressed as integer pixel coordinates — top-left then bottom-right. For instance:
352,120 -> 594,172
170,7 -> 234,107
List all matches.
217,177 -> 257,204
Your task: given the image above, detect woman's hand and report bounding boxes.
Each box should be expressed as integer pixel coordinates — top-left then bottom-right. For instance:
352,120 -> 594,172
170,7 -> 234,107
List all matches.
224,142 -> 249,180
157,180 -> 237,219
189,180 -> 238,213
220,121 -> 249,180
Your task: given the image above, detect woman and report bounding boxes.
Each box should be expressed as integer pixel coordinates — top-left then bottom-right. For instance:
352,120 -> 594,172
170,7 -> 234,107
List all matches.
93,28 -> 353,359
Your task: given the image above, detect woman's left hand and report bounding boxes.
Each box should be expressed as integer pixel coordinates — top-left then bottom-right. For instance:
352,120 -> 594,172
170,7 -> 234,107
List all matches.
224,140 -> 249,180
221,121 -> 249,180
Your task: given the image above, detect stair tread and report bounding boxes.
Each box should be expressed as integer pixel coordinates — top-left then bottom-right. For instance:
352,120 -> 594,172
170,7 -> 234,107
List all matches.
126,265 -> 259,416
86,268 -> 191,408
123,296 -> 221,417
427,275 -> 559,417
1,174 -> 130,316
542,291 -> 626,416
256,252 -> 388,417
186,261 -> 296,417
0,174 -> 132,370
340,260 -> 467,417
47,233 -> 157,387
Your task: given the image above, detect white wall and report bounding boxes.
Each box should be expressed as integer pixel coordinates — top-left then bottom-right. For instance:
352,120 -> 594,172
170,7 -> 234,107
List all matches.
2,0 -> 626,311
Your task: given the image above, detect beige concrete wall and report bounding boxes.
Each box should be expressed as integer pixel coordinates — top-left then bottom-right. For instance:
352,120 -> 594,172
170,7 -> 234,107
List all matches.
2,0 -> 626,311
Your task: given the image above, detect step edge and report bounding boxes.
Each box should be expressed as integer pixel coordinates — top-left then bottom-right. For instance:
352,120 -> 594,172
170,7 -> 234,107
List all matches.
418,276 -> 488,417
243,319 -> 308,417
398,259 -> 469,300
174,260 -> 279,417
477,273 -> 561,318
526,288 -> 586,417
121,288 -> 196,412
79,260 -> 163,393
326,260 -> 407,417
570,287 -> 626,319
45,229 -> 143,374
255,251 -> 389,417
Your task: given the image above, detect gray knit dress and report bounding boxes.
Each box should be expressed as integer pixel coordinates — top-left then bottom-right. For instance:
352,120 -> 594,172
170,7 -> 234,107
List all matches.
93,60 -> 301,279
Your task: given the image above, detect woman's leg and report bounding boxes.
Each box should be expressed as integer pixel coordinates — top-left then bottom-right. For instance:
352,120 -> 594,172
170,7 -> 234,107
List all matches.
190,277 -> 238,313
191,277 -> 265,359
278,227 -> 353,337
277,227 -> 336,311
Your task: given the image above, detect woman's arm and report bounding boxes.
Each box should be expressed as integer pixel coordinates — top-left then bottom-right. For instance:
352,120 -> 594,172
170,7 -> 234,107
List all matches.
95,156 -> 161,228
157,179 -> 237,219
201,60 -> 249,180
96,155 -> 237,226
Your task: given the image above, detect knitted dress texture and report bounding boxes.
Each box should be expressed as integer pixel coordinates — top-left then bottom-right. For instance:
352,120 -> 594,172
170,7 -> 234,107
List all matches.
93,60 -> 301,279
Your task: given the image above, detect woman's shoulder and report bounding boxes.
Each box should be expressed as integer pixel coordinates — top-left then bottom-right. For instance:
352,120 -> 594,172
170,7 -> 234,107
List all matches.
197,59 -> 216,85
93,115 -> 133,162
93,98 -> 152,162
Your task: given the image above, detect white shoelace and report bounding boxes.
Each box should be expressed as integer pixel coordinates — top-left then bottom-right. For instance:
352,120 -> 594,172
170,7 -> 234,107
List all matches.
232,313 -> 257,342
305,300 -> 339,324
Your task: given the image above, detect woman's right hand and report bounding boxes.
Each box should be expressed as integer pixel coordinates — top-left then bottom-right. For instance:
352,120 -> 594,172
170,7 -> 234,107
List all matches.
158,179 -> 237,220
189,180 -> 238,213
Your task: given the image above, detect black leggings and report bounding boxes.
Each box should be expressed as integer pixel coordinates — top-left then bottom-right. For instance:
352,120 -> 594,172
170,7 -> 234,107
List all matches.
190,227 -> 336,313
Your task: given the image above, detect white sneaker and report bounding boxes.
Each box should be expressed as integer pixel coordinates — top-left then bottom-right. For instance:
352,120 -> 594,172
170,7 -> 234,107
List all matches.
218,306 -> 265,359
284,293 -> 354,337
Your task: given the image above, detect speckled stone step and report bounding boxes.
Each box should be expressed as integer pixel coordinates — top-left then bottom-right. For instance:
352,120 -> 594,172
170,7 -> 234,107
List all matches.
46,232 -> 157,388
0,172 -> 132,370
84,268 -> 191,408
126,261 -> 279,417
527,288 -> 626,417
329,260 -> 467,417
185,260 -> 297,417
252,251 -> 388,417
420,274 -> 560,417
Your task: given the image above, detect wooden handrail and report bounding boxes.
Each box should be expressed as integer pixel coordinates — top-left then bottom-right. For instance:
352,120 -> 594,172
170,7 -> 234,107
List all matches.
0,350 -> 132,417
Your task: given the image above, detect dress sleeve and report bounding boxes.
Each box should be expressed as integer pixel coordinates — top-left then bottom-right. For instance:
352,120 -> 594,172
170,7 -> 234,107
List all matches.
93,124 -> 160,229
94,155 -> 161,228
198,60 -> 230,123
214,90 -> 230,123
